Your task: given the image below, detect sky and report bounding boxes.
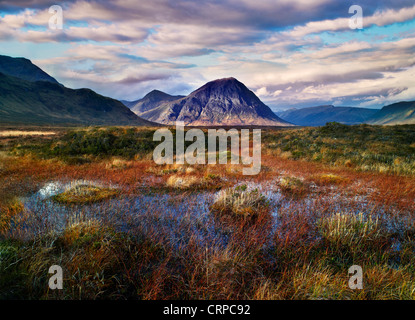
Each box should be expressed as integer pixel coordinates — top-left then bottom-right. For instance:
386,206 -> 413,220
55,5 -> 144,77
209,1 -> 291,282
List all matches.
0,0 -> 415,111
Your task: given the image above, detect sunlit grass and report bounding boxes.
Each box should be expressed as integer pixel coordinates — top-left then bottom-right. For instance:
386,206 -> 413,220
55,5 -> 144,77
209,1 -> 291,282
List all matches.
210,185 -> 270,218
279,176 -> 308,197
52,184 -> 119,205
318,212 -> 384,247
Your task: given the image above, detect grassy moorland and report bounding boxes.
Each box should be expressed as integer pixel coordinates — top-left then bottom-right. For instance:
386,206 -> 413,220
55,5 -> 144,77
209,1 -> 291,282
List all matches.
0,123 -> 414,300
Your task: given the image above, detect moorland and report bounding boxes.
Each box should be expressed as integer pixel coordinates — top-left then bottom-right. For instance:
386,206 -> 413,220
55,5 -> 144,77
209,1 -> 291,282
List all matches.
0,122 -> 414,299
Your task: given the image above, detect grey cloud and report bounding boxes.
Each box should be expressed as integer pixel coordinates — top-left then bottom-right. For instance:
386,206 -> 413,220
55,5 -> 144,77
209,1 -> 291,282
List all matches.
116,74 -> 171,85
3,0 -> 415,29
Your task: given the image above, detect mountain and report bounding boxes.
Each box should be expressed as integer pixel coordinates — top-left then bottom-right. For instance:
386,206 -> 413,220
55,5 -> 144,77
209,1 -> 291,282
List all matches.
368,101 -> 415,125
0,54 -> 60,84
136,78 -> 292,126
0,72 -> 153,126
276,105 -> 378,126
0,55 -> 154,126
124,90 -> 185,115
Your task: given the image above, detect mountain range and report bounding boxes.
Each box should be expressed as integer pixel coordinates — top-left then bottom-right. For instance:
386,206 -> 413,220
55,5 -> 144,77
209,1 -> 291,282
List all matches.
0,54 -> 414,127
276,105 -> 379,126
275,103 -> 415,126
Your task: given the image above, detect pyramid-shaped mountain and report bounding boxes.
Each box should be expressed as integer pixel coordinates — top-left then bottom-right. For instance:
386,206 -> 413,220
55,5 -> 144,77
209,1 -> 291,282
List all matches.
137,77 -> 292,126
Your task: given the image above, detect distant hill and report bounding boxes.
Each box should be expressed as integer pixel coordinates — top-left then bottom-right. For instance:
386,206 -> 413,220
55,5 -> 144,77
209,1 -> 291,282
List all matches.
0,55 -> 154,126
368,101 -> 415,125
276,105 -> 379,126
0,54 -> 60,84
124,90 -> 185,115
0,72 -> 153,126
136,78 -> 293,126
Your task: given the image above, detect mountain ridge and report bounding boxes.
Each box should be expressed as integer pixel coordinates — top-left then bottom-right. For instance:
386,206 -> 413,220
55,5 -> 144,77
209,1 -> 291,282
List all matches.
0,54 -> 60,85
276,105 -> 379,126
126,90 -> 185,115
368,101 -> 415,125
276,102 -> 415,126
0,71 -> 153,126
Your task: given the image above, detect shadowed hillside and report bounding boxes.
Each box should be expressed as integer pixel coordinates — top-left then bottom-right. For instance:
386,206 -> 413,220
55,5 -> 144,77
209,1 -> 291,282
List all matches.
0,72 -> 153,126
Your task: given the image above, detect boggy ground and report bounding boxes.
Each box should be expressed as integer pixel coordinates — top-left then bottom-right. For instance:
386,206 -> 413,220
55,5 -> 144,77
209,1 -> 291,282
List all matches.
0,123 -> 414,299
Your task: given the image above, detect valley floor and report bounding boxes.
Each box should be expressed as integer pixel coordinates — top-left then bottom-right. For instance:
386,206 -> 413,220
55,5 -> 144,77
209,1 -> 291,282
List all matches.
0,123 -> 414,299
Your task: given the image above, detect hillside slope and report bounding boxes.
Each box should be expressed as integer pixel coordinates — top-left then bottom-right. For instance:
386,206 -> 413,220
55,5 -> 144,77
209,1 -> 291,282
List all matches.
0,72 -> 153,126
368,101 -> 415,125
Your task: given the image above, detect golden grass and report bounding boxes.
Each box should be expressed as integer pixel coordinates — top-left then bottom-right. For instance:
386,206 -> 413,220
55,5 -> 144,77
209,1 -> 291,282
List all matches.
0,130 -> 56,137
52,184 -> 119,204
166,175 -> 200,189
105,158 -> 131,170
210,186 -> 269,218
318,212 -> 383,247
279,176 -> 308,197
309,173 -> 349,186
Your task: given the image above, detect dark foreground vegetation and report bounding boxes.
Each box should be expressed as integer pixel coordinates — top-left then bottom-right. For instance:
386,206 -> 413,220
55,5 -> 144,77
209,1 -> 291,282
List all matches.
0,123 -> 414,299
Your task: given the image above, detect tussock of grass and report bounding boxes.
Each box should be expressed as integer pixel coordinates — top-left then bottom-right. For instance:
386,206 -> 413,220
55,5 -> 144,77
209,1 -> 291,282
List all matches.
279,176 -> 308,197
165,173 -> 224,190
210,185 -> 269,218
52,184 -> 119,205
62,216 -> 103,247
309,173 -> 349,186
105,158 -> 131,170
166,175 -> 200,189
318,212 -> 384,247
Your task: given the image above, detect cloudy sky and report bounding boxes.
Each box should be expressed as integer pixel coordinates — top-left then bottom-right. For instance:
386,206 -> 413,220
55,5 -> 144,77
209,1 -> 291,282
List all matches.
1,0 -> 415,110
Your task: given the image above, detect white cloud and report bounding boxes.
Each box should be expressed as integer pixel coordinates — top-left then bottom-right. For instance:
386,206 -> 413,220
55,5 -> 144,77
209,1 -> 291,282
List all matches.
287,4 -> 415,37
